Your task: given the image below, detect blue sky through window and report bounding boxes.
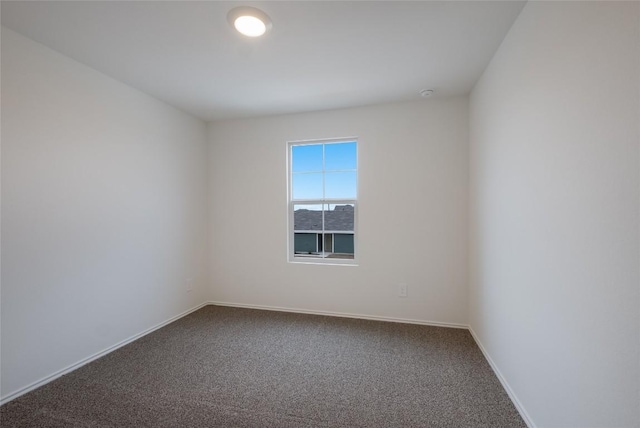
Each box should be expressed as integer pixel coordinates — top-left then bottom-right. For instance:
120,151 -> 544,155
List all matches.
325,142 -> 356,171
292,141 -> 357,200
292,144 -> 323,173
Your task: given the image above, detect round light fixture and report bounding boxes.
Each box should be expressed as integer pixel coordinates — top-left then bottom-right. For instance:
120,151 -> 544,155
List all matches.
419,89 -> 434,98
227,6 -> 272,37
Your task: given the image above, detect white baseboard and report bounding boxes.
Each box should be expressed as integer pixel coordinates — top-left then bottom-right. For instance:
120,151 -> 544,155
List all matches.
0,302 -> 209,406
207,300 -> 468,329
468,327 -> 536,428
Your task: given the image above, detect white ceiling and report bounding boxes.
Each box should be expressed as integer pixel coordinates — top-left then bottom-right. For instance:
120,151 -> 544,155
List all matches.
1,1 -> 525,121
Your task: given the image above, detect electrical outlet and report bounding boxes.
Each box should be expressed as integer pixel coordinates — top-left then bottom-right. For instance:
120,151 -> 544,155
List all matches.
398,283 -> 408,298
186,278 -> 193,293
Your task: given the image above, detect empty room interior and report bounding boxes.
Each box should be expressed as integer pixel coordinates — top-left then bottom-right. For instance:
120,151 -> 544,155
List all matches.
1,1 -> 638,427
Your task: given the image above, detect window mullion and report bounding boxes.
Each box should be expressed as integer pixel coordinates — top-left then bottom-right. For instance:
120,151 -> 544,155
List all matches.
322,143 -> 326,257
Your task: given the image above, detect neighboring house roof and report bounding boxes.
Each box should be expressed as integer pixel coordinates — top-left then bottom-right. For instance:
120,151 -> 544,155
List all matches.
294,205 -> 354,232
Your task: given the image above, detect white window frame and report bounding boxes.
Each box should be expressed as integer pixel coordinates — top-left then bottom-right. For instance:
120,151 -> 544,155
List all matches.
287,137 -> 358,265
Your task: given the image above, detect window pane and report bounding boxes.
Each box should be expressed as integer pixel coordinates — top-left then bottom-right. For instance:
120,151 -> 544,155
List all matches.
292,173 -> 323,199
324,233 -> 333,253
333,234 -> 355,257
325,142 -> 357,171
292,144 -> 323,173
294,233 -> 318,254
325,172 -> 356,199
326,205 -> 354,259
324,204 -> 354,233
293,204 -> 323,257
293,204 -> 323,232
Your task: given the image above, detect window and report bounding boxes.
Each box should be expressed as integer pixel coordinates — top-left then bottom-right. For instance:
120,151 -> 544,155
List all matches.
288,138 -> 357,264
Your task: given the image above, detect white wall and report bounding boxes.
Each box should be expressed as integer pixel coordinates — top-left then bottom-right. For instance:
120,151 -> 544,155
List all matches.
208,98 -> 469,325
1,28 -> 209,400
469,2 -> 639,427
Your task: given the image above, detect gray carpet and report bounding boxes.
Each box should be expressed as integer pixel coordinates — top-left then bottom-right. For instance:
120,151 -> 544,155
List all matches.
1,305 -> 525,427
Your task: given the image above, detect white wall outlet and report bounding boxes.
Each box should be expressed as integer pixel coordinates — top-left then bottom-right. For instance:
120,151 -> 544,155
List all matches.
186,278 -> 193,293
398,283 -> 408,298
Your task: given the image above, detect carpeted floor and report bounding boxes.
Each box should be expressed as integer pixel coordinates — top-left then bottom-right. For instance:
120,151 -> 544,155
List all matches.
1,305 -> 525,427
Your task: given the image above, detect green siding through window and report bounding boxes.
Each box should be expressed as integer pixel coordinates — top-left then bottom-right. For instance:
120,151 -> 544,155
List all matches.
294,233 -> 316,253
334,234 -> 354,254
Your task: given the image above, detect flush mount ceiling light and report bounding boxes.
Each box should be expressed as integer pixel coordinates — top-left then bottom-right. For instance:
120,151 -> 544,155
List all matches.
419,89 -> 434,98
227,6 -> 272,37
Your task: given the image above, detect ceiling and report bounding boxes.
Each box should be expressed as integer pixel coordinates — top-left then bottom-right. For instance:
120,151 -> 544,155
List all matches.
1,1 -> 525,121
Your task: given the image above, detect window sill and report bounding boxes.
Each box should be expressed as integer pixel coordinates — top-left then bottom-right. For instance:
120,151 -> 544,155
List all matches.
289,257 -> 358,266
